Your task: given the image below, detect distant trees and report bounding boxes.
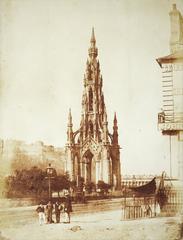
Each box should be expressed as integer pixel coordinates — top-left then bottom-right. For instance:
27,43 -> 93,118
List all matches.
5,167 -> 70,198
5,167 -> 46,197
5,167 -> 112,199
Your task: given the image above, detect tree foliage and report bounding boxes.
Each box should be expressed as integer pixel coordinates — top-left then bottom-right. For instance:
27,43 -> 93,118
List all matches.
52,174 -> 70,193
97,180 -> 111,194
5,167 -> 70,198
5,167 -> 47,197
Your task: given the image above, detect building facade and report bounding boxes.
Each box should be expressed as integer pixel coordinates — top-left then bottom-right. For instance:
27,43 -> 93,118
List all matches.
121,175 -> 157,188
65,29 -> 121,189
0,139 -> 65,176
0,139 -> 65,196
157,4 -> 183,180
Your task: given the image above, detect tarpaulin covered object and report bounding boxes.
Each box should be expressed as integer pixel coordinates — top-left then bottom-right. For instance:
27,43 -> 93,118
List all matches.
129,178 -> 156,195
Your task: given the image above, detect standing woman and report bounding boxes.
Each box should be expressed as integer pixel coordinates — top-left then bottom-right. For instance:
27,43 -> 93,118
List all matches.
64,193 -> 72,223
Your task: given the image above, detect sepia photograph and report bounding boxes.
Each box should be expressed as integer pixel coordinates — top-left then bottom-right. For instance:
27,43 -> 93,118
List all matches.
0,0 -> 183,239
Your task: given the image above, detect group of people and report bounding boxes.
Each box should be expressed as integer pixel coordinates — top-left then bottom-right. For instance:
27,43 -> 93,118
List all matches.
36,193 -> 72,225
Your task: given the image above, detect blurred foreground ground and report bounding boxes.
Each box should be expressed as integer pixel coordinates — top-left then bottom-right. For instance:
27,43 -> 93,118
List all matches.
0,204 -> 182,240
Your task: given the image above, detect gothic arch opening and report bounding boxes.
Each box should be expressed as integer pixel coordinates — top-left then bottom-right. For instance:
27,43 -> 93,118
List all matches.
82,150 -> 94,183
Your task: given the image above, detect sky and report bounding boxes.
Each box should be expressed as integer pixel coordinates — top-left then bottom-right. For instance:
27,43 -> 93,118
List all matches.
0,0 -> 183,176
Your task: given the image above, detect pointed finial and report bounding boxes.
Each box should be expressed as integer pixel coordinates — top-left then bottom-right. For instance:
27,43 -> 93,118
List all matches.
88,27 -> 98,59
68,108 -> 72,125
113,112 -> 118,144
113,112 -> 118,128
67,108 -> 73,144
114,112 -> 117,122
90,27 -> 96,43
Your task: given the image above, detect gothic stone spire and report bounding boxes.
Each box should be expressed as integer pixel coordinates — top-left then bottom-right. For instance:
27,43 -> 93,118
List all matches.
80,29 -> 109,142
88,28 -> 98,59
113,112 -> 119,145
67,108 -> 73,145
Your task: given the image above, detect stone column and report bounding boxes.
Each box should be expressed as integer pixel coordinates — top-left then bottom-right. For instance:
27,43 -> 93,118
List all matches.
100,159 -> 103,181
66,147 -> 74,181
80,159 -> 84,179
103,159 -> 110,184
95,161 -> 100,184
84,161 -> 87,183
102,148 -> 110,184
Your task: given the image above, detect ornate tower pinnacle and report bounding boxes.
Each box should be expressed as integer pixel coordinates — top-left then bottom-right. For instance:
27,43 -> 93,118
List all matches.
103,106 -> 109,144
67,108 -> 73,145
91,27 -> 96,44
113,112 -> 119,145
68,108 -> 72,126
80,29 -> 109,142
88,27 -> 98,59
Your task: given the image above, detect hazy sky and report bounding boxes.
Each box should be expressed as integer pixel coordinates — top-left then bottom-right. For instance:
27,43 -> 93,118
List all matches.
0,0 -> 183,176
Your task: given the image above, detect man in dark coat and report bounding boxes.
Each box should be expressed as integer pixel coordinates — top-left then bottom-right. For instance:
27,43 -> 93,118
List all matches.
46,200 -> 53,224
54,201 -> 63,223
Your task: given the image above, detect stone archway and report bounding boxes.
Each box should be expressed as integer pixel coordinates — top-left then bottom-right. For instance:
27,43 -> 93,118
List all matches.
82,150 -> 94,183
